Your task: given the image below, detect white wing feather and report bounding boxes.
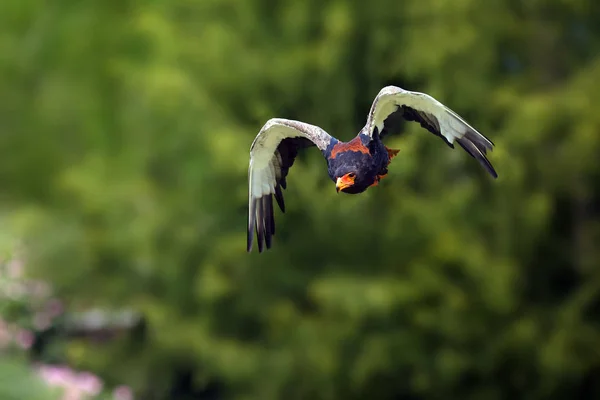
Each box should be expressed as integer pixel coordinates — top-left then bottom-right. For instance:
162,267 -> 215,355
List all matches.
247,118 -> 333,252
365,86 -> 497,177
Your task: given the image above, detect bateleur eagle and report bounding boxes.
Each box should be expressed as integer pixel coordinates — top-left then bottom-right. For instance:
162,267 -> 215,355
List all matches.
247,86 -> 497,252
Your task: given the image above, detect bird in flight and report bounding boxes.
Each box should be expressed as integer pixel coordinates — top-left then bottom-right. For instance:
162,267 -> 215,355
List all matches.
247,86 -> 497,252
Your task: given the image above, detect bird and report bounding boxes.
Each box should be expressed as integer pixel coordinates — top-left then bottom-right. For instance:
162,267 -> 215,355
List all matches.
247,85 -> 498,252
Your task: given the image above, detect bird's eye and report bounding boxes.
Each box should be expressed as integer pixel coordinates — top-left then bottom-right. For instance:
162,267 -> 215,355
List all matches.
348,173 -> 355,178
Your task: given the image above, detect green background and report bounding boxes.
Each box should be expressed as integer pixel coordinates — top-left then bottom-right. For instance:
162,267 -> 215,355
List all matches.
1,0 -> 600,399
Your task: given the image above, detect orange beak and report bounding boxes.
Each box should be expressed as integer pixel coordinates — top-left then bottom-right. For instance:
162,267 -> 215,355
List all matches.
336,174 -> 355,193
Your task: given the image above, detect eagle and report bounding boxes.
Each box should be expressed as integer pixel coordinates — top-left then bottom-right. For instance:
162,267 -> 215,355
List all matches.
247,86 -> 497,252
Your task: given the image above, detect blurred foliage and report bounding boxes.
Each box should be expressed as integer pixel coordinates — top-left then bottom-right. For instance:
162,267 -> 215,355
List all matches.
0,358 -> 58,400
2,0 -> 600,399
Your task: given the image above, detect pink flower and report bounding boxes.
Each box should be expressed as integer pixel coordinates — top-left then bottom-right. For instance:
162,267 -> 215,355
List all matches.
16,329 -> 34,349
36,364 -> 106,399
61,386 -> 82,400
37,364 -> 73,387
113,385 -> 134,400
76,372 -> 103,396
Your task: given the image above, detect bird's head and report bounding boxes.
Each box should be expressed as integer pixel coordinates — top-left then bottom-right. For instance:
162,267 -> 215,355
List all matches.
327,139 -> 377,194
334,169 -> 372,194
335,171 -> 356,193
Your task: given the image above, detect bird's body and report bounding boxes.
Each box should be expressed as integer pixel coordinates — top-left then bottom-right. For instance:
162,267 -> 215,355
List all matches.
325,132 -> 397,194
247,86 -> 498,252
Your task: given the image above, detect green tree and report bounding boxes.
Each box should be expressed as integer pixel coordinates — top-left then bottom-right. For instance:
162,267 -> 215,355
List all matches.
1,0 -> 600,399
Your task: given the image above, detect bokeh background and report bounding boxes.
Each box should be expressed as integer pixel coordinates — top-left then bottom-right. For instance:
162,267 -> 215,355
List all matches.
2,0 -> 600,399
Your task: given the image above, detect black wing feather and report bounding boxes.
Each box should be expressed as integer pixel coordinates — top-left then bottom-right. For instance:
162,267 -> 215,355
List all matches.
256,197 -> 265,252
456,131 -> 498,178
247,198 -> 257,252
274,185 -> 285,213
274,137 -> 314,211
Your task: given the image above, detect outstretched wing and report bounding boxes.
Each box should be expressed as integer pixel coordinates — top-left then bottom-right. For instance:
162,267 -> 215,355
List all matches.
365,86 -> 497,178
248,118 -> 333,253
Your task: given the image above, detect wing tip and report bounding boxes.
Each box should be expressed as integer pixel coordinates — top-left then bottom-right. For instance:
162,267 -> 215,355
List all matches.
247,197 -> 256,252
456,135 -> 498,179
247,195 -> 277,254
247,229 -> 253,252
274,185 -> 286,213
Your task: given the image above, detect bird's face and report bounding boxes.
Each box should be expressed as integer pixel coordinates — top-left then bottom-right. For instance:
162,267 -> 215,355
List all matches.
334,169 -> 373,194
336,171 -> 357,193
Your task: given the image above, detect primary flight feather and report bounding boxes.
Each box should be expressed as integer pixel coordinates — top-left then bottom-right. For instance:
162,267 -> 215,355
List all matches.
247,86 -> 498,252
